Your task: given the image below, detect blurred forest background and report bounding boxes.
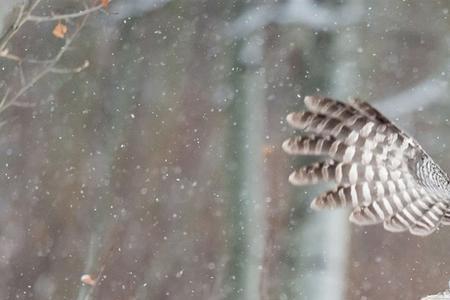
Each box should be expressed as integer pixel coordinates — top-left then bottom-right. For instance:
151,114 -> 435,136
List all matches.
0,0 -> 449,299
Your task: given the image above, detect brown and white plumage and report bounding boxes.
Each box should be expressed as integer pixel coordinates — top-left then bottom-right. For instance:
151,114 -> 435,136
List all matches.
283,96 -> 450,236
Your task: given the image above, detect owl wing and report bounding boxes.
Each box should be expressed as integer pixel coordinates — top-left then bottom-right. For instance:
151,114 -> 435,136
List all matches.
283,96 -> 450,236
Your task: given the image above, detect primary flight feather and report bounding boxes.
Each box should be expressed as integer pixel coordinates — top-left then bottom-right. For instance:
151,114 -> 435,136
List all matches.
282,96 -> 450,236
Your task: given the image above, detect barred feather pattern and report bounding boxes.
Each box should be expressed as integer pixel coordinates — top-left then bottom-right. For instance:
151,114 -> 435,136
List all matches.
283,96 -> 450,236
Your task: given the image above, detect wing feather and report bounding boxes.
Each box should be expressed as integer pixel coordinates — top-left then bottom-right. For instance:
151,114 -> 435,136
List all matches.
283,95 -> 450,236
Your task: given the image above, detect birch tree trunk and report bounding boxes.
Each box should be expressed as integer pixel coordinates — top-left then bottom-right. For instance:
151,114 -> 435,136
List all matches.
225,30 -> 268,299
289,1 -> 362,299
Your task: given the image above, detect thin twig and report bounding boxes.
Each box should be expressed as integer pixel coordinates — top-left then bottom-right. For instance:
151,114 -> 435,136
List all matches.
0,0 -> 43,51
23,58 -> 54,64
18,63 -> 26,87
50,60 -> 90,74
1,14 -> 90,112
27,4 -> 103,22
0,89 -> 10,109
29,0 -> 44,12
0,0 -> 102,122
82,223 -> 125,300
0,0 -> 101,52
13,5 -> 26,29
0,51 -> 22,62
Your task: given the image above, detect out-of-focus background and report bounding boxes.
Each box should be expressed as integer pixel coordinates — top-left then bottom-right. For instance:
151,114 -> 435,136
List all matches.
0,0 -> 449,299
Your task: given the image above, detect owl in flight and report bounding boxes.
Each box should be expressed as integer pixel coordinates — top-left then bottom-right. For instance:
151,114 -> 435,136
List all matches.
282,96 -> 450,236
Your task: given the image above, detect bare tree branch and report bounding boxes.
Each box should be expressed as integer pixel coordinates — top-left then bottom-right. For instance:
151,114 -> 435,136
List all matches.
0,0 -> 43,52
0,0 -> 104,116
27,4 -> 104,22
50,60 -> 90,74
0,1 -> 102,54
1,14 -> 90,112
0,50 -> 22,62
